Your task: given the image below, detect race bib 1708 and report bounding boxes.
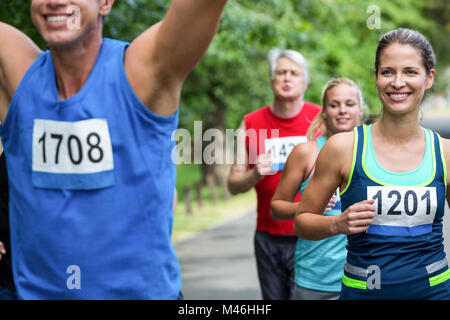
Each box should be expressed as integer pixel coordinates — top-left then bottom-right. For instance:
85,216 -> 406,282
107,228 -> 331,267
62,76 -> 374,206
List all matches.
264,136 -> 307,171
366,186 -> 437,236
32,119 -> 115,190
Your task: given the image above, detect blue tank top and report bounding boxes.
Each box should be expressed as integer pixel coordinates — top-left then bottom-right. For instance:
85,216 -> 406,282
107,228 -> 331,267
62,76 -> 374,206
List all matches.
0,39 -> 181,299
340,124 -> 450,299
295,136 -> 347,292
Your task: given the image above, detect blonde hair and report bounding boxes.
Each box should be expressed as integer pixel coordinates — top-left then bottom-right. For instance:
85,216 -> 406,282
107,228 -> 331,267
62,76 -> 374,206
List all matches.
307,78 -> 365,140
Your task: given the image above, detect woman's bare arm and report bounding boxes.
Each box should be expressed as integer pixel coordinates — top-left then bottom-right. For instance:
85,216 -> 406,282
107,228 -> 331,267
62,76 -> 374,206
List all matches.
271,142 -> 315,220
294,132 -> 375,240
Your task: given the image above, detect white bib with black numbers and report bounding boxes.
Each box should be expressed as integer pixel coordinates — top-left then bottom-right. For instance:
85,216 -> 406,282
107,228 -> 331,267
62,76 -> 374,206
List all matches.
264,136 -> 307,171
32,119 -> 114,174
366,186 -> 437,236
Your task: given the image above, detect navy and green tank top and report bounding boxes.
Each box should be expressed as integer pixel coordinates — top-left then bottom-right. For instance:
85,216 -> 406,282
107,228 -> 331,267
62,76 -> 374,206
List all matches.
0,39 -> 181,299
340,124 -> 450,299
295,136 -> 347,292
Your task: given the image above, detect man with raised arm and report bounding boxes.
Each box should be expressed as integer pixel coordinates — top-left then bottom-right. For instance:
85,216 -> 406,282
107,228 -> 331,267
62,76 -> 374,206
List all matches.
0,0 -> 227,299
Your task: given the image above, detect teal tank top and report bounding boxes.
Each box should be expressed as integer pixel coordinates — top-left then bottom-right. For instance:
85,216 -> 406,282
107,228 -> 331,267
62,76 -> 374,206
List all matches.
295,136 -> 348,292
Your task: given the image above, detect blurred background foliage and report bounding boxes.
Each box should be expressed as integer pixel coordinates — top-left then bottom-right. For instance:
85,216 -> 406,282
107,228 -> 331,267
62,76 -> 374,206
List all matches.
1,0 -> 449,180
2,0 -> 448,128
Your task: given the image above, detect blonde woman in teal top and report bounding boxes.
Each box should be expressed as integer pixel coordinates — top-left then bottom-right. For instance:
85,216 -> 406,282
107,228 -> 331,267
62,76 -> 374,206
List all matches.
271,78 -> 364,299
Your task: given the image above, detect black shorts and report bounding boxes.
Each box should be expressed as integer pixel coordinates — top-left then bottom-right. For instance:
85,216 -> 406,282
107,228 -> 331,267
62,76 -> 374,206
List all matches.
254,230 -> 297,300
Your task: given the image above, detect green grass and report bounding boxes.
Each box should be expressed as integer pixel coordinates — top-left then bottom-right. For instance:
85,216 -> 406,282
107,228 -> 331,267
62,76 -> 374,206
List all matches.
176,164 -> 202,201
172,190 -> 256,242
173,163 -> 256,242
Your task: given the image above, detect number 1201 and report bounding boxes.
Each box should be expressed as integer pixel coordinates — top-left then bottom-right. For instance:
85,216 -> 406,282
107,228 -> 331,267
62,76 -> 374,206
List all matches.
372,189 -> 431,216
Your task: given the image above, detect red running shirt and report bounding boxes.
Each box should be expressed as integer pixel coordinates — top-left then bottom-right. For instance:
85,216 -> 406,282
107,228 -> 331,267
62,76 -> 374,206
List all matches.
245,103 -> 321,235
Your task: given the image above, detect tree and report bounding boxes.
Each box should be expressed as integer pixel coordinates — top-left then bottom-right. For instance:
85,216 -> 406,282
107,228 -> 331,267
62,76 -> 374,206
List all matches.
2,0 -> 449,183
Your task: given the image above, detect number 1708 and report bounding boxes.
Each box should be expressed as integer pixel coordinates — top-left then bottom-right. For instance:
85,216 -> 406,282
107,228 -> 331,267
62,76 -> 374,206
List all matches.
38,131 -> 104,165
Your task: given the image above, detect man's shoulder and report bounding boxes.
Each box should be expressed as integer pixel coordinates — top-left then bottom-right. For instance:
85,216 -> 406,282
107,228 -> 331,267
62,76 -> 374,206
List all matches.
303,101 -> 322,112
244,105 -> 270,118
243,106 -> 271,125
0,23 -> 41,107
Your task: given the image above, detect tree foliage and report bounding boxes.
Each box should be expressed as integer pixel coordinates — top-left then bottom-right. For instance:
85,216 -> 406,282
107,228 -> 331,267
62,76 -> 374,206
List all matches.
1,0 -> 448,130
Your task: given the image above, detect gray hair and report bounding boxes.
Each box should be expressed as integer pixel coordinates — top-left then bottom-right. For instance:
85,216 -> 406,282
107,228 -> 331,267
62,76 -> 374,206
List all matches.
268,48 -> 310,83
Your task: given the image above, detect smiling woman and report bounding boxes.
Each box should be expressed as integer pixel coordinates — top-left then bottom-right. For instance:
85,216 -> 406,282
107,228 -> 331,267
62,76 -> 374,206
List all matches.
294,28 -> 450,300
376,43 -> 434,115
270,77 -> 364,300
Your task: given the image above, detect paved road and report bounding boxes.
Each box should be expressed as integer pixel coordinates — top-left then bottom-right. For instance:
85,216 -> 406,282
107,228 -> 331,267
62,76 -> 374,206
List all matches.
175,116 -> 450,300
175,207 -> 450,300
175,209 -> 261,300
421,116 -> 450,138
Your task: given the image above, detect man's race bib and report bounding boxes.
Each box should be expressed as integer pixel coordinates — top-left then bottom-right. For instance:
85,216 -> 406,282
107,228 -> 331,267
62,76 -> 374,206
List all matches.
333,188 -> 342,210
264,136 -> 307,171
32,119 -> 115,190
367,186 -> 437,236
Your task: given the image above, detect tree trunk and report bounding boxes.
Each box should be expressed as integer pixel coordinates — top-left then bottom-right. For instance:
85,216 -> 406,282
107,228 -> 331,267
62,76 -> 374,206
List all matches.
200,89 -> 230,193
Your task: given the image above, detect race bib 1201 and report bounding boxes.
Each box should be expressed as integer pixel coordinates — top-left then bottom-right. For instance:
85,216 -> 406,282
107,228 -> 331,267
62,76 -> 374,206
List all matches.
32,119 -> 115,190
366,186 -> 437,236
264,136 -> 307,171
